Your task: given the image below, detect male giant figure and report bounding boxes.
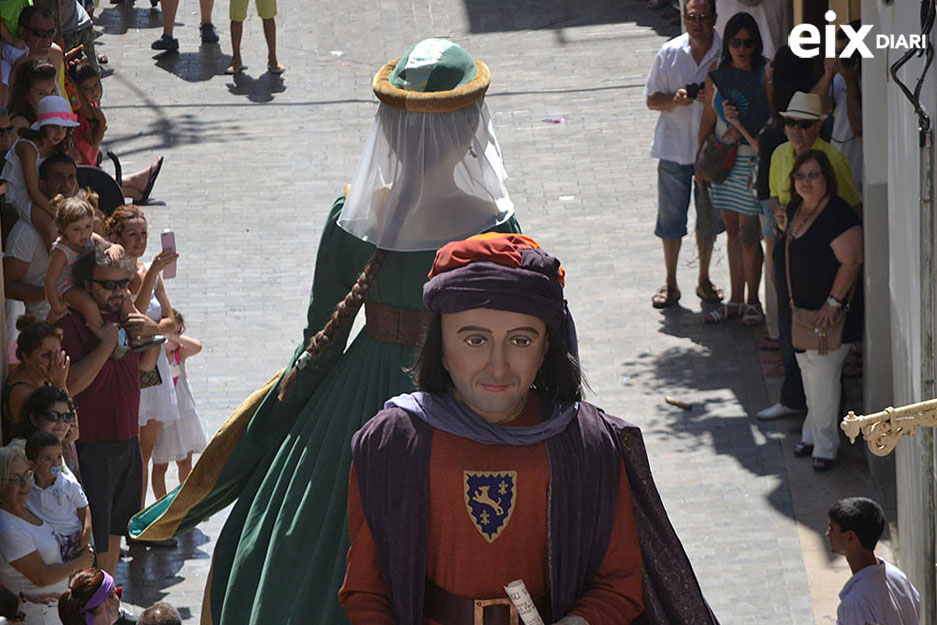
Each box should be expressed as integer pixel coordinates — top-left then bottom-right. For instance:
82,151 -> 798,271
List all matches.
341,233 -> 719,625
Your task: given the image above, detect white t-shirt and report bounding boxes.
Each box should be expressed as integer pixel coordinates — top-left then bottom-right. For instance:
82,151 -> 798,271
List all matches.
26,470 -> 87,538
644,32 -> 723,165
830,73 -> 863,194
714,0 -> 790,60
0,508 -> 68,598
837,559 -> 920,625
4,219 -> 51,320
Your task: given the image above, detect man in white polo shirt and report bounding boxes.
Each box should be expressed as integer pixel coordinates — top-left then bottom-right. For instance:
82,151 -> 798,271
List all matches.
644,0 -> 724,309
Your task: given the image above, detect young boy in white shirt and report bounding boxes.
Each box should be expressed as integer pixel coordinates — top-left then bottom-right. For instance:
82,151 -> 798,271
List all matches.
827,496 -> 920,625
24,431 -> 91,561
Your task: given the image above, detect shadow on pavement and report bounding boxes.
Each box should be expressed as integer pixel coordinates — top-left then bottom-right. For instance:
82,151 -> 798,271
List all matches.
463,0 -> 680,37
153,47 -> 230,83
118,528 -> 212,614
636,302 -> 881,547
226,71 -> 287,103
95,2 -> 166,36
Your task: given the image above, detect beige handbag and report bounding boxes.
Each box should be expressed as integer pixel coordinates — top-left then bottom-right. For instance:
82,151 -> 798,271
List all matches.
785,234 -> 855,355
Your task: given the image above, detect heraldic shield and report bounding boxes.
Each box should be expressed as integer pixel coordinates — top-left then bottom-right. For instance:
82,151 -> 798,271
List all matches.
463,471 -> 518,543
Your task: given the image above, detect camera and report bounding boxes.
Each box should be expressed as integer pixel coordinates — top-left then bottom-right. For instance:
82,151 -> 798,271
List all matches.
685,81 -> 705,99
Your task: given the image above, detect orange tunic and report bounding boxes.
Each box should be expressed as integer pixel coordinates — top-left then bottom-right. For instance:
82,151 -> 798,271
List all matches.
340,398 -> 644,625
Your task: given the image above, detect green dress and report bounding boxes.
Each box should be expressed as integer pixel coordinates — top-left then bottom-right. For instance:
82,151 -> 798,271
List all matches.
130,196 -> 520,624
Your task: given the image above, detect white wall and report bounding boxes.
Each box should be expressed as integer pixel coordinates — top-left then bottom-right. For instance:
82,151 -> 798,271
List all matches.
870,0 -> 937,609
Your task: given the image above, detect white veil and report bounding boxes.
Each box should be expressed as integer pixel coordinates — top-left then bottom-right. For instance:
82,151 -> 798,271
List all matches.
337,100 -> 514,252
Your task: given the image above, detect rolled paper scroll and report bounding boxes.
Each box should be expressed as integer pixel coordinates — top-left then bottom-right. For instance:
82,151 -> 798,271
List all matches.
504,579 -> 546,625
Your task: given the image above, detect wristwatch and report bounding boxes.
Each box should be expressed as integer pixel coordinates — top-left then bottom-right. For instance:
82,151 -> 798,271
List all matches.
826,295 -> 843,309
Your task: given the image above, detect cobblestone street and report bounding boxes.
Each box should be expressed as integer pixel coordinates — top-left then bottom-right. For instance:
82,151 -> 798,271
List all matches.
92,0 -> 888,622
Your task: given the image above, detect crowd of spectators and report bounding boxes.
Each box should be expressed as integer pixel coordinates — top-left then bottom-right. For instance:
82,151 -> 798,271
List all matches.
0,5 -> 209,620
645,0 -> 865,473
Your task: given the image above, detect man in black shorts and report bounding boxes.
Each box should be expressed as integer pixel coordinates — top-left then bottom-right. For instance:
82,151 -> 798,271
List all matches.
59,243 -> 161,574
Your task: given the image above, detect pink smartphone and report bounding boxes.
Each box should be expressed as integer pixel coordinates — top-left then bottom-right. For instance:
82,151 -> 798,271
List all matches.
160,229 -> 176,279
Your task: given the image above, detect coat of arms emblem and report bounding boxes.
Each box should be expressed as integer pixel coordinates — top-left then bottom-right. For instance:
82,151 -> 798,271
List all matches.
463,470 -> 517,543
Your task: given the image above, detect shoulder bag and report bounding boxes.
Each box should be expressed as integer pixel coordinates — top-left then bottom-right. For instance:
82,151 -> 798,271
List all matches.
695,132 -> 739,183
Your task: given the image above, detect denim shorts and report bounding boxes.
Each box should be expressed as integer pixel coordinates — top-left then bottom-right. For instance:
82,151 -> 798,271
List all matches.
654,159 -> 725,240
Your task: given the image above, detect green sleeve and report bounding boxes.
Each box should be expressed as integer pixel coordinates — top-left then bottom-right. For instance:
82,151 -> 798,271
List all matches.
285,196 -> 373,402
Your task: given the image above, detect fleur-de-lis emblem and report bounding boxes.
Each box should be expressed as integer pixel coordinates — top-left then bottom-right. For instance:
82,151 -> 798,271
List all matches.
463,471 -> 517,543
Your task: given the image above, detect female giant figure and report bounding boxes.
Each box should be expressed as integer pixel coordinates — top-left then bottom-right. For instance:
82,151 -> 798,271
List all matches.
130,39 -> 519,624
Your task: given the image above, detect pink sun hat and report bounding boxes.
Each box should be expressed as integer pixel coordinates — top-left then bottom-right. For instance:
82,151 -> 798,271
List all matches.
30,95 -> 80,130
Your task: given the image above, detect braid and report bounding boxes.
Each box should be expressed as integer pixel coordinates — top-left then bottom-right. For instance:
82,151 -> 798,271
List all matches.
278,249 -> 390,401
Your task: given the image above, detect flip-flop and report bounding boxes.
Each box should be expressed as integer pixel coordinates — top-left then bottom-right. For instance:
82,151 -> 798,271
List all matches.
139,156 -> 164,204
267,63 -> 285,75
695,281 -> 724,302
225,63 -> 244,75
651,284 -> 680,309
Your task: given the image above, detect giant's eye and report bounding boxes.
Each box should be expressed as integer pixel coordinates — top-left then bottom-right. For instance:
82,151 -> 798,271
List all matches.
464,335 -> 486,347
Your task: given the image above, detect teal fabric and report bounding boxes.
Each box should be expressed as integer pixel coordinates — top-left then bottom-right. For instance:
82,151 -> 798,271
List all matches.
389,40 -> 477,92
147,196 -> 519,624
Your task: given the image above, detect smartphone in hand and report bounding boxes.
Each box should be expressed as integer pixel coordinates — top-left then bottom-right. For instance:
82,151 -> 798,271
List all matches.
161,229 -> 176,279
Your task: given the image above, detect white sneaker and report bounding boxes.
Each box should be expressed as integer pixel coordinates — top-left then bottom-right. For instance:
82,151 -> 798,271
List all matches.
756,402 -> 802,420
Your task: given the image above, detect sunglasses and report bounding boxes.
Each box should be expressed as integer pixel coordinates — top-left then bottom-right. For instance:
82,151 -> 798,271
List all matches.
44,410 -> 76,423
683,13 -> 712,23
0,125 -> 15,135
28,28 -> 56,38
784,119 -> 817,129
794,171 -> 823,181
91,278 -> 131,290
730,38 -> 755,49
4,469 -> 35,486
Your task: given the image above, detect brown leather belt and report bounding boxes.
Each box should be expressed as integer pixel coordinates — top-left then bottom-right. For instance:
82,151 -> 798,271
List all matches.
424,578 -> 552,625
363,301 -> 434,346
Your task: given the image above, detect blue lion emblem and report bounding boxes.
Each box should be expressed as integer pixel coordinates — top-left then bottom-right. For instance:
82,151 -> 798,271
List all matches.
463,471 -> 518,543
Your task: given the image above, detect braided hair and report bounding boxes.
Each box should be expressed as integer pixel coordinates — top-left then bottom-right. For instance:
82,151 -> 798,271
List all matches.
278,249 -> 389,400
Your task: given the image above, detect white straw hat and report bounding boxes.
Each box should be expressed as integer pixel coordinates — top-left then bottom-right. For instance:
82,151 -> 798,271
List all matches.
779,92 -> 826,121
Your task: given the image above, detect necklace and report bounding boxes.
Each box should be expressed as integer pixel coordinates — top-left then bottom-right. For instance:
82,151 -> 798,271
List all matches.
789,198 -> 827,238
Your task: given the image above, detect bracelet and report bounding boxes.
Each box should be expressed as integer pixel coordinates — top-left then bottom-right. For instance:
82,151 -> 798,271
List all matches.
826,295 -> 843,309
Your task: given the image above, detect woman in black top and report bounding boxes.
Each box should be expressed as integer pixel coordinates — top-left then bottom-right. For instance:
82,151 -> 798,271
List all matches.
773,150 -> 862,472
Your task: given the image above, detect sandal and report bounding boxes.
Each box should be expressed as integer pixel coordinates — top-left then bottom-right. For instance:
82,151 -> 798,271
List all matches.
793,442 -> 814,458
139,156 -> 164,204
651,284 -> 680,309
812,458 -> 835,472
695,281 -> 724,302
703,302 -> 742,323
225,62 -> 245,75
267,62 -> 285,75
741,303 -> 765,326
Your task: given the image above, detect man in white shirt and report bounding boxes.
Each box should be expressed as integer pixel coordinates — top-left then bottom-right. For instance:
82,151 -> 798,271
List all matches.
644,0 -> 725,308
827,497 -> 920,625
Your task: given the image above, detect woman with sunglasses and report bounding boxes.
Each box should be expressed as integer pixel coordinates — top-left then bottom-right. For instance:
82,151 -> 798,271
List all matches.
9,386 -> 82,482
105,206 -> 179,505
0,446 -> 95,625
699,11 -> 769,325
774,150 -> 862,472
58,569 -> 122,625
2,317 -> 69,445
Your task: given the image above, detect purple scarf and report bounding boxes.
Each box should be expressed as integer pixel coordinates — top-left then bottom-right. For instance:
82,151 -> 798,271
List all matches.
384,391 -> 576,445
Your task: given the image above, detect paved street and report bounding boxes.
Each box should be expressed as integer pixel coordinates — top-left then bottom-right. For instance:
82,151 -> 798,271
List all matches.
92,0 -> 889,622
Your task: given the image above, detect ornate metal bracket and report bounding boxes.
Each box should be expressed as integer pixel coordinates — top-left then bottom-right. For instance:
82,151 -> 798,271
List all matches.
841,398 -> 937,457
